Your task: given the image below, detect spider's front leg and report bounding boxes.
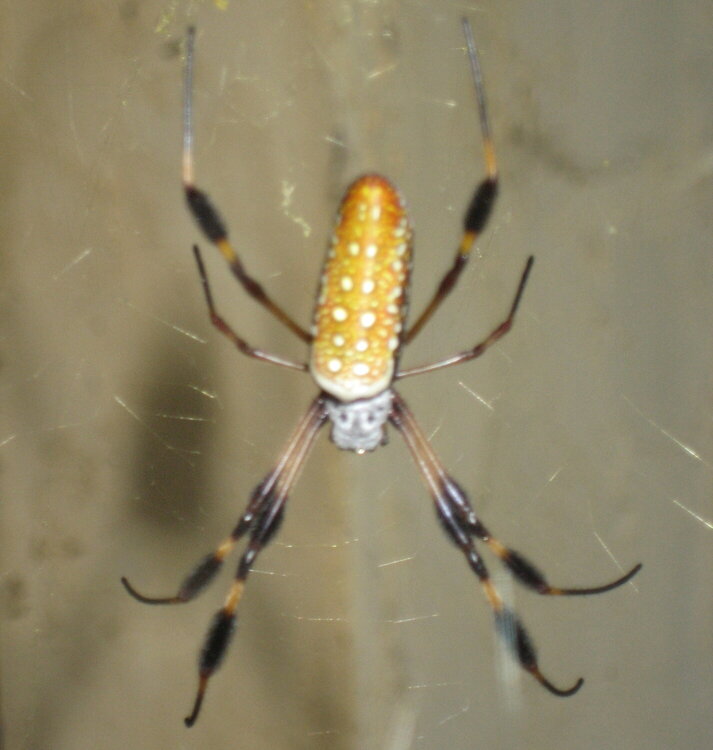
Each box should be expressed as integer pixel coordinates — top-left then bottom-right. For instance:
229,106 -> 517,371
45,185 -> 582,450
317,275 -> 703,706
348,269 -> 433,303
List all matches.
389,391 -> 641,696
430,467 -> 642,598
121,396 -> 327,726
182,473 -> 288,727
120,471 -> 277,607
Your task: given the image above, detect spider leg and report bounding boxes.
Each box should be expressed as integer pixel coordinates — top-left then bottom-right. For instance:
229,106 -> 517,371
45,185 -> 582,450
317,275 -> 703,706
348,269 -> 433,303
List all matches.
120,468 -> 283,607
193,245 -> 308,372
390,391 -> 600,697
122,396 -> 327,726
397,255 -> 533,379
405,18 -> 498,344
182,28 -> 311,344
468,518 -> 642,596
435,491 -> 583,697
406,412 -> 642,595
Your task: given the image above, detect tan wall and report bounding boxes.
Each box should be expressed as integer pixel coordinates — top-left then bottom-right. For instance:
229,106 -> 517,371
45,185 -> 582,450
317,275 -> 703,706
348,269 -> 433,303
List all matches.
2,1 -> 711,748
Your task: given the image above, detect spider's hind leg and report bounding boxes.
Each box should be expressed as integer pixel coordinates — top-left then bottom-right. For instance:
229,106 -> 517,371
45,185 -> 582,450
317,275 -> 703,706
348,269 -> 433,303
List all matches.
182,27 -> 311,343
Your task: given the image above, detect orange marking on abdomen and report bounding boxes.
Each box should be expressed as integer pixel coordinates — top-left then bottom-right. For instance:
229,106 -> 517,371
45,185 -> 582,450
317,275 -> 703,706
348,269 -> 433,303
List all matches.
309,175 -> 413,402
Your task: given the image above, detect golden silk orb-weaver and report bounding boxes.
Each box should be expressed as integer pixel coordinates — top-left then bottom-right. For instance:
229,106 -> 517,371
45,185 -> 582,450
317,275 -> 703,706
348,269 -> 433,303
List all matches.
122,20 -> 642,727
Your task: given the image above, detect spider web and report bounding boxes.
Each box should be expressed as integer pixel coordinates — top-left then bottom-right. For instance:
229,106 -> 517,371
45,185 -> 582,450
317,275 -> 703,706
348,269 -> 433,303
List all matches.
2,1 -> 712,749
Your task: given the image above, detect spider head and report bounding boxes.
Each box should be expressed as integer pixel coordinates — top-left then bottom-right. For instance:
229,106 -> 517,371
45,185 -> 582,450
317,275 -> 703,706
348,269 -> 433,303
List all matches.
323,390 -> 393,454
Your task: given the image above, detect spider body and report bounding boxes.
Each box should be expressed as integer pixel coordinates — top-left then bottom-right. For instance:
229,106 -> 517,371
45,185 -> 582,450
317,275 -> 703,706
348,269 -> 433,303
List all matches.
309,173 -> 412,452
323,389 -> 393,453
122,20 -> 641,727
310,174 -> 412,404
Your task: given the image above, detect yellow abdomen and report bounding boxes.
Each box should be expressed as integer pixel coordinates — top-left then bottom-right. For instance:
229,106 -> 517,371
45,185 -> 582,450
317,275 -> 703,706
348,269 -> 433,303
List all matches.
309,175 -> 413,402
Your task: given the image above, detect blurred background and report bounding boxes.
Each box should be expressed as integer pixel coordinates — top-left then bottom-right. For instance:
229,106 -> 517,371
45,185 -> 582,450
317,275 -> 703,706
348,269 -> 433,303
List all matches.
2,1 -> 711,748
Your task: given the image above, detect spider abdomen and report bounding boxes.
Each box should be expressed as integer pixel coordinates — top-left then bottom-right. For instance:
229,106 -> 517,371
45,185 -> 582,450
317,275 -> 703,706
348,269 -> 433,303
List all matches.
309,174 -> 413,402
